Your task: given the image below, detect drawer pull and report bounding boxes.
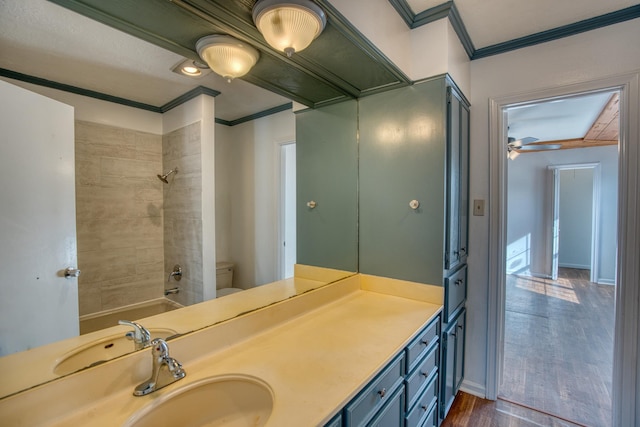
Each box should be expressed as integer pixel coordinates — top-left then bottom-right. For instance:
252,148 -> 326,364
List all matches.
421,405 -> 428,411
420,338 -> 430,346
460,247 -> 466,255
378,388 -> 386,398
455,279 -> 463,286
421,371 -> 429,378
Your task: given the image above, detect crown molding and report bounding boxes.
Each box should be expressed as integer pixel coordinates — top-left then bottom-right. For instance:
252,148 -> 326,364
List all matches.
472,4 -> 640,60
388,1 -> 640,61
0,68 -> 290,125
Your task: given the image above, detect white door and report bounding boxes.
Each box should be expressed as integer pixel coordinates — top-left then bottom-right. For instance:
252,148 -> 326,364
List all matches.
280,143 -> 296,278
0,80 -> 78,356
549,167 -> 560,280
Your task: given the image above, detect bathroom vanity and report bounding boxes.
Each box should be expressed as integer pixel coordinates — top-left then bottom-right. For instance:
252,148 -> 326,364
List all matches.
0,273 -> 443,426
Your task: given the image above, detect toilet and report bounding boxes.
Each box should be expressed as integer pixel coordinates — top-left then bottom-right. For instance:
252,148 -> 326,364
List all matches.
216,262 -> 243,297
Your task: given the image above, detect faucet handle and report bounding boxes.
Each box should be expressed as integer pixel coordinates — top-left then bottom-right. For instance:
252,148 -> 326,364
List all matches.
118,320 -> 152,350
150,338 -> 170,358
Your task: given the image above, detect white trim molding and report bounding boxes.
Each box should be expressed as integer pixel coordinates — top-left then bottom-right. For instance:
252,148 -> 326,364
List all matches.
486,71 -> 639,426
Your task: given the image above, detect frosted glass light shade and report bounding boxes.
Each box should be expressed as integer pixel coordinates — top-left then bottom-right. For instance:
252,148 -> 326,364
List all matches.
196,35 -> 259,82
253,0 -> 327,57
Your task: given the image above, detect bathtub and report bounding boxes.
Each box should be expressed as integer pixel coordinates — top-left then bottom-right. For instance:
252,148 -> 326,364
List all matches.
79,298 -> 183,335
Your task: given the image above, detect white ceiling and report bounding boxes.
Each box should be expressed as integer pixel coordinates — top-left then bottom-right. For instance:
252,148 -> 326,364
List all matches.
0,0 -> 290,121
406,0 -> 639,48
507,91 -> 615,142
0,0 -> 636,122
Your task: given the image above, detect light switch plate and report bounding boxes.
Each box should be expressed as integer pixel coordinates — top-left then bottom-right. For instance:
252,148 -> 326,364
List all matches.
473,199 -> 485,216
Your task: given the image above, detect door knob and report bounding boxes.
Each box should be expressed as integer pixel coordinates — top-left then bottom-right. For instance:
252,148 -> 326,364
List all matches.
64,267 -> 81,278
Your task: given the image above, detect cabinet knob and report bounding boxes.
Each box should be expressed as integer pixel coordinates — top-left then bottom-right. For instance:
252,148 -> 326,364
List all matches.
421,405 -> 428,411
409,199 -> 420,210
306,200 -> 317,209
378,388 -> 386,398
455,279 -> 463,286
420,339 -> 429,346
460,247 -> 467,255
421,371 -> 429,378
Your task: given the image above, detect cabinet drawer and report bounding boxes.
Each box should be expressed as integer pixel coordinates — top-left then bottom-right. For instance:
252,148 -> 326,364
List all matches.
405,375 -> 438,427
325,413 -> 342,427
444,265 -> 467,322
344,353 -> 405,427
369,384 -> 405,427
405,344 -> 438,411
405,316 -> 439,373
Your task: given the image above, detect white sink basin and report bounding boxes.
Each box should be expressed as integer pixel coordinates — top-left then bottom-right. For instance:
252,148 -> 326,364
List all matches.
123,375 -> 274,427
53,328 -> 177,375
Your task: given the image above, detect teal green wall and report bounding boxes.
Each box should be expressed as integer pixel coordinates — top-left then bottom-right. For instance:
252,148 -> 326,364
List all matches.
296,100 -> 358,271
359,79 -> 447,285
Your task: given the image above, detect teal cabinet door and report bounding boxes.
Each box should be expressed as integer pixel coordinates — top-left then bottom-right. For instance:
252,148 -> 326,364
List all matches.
445,87 -> 461,271
359,79 -> 447,285
296,100 -> 358,272
445,86 -> 470,272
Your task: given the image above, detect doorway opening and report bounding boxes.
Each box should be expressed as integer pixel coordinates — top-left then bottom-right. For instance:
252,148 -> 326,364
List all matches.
500,90 -> 619,426
279,142 -> 296,279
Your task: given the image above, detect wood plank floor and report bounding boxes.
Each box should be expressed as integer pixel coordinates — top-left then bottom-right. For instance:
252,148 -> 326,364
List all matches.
442,392 -> 585,427
500,268 -> 615,426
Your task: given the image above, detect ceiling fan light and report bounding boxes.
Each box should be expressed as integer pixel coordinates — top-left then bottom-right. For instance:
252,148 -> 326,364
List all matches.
253,0 -> 326,57
196,35 -> 259,82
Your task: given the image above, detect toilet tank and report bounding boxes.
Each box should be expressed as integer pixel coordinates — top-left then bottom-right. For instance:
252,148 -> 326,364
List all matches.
216,262 -> 234,289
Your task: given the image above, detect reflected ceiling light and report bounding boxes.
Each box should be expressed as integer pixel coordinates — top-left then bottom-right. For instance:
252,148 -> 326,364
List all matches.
171,58 -> 211,78
181,65 -> 201,76
196,35 -> 259,83
252,0 -> 327,57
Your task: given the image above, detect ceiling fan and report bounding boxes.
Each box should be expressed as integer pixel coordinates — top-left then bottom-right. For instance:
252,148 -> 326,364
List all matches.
507,136 -> 562,160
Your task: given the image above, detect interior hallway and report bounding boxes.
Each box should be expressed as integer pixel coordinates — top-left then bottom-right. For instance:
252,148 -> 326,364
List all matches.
500,268 -> 615,426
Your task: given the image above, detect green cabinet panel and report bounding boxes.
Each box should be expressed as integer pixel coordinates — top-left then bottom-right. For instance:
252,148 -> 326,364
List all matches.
445,88 -> 470,272
441,308 -> 466,419
359,79 -> 447,285
296,101 -> 358,272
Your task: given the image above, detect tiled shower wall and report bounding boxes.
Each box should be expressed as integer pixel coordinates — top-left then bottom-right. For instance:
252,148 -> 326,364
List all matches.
75,121 -> 164,316
162,122 -> 204,306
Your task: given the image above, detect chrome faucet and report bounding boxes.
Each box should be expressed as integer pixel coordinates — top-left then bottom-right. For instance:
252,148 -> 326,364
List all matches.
133,338 -> 186,396
118,320 -> 151,350
167,264 -> 182,282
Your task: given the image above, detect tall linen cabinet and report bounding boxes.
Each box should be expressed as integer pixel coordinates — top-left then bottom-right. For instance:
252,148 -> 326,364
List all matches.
296,75 -> 470,425
359,75 -> 470,423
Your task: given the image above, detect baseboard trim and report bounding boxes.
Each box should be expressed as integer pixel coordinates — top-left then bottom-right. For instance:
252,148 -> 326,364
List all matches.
558,263 -> 590,270
597,278 -> 616,286
460,380 -> 486,398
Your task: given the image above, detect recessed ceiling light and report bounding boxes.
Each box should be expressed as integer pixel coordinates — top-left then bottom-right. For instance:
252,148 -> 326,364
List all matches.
181,65 -> 201,76
170,58 -> 212,78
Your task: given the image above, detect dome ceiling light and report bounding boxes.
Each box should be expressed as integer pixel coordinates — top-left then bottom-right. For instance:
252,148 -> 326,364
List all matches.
196,35 -> 260,83
252,0 -> 327,57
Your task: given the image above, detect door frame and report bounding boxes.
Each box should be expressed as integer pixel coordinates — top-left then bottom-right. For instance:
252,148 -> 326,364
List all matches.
486,72 -> 639,426
547,162 -> 602,282
277,141 -> 296,279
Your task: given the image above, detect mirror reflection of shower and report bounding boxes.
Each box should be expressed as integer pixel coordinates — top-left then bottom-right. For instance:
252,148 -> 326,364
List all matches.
157,167 -> 178,183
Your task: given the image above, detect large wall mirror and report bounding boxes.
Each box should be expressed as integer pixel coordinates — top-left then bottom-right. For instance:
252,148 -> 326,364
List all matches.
0,0 -> 360,398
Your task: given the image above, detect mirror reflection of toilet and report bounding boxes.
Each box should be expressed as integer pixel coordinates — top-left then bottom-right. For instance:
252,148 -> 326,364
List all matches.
216,262 -> 243,297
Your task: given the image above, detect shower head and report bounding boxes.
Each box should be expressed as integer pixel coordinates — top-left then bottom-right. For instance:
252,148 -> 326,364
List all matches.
157,167 -> 178,183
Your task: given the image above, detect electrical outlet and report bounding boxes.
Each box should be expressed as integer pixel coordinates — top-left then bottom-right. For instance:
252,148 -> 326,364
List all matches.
473,199 -> 485,216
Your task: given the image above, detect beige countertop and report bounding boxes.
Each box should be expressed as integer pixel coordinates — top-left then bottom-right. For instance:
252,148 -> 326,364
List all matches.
0,264 -> 351,399
0,274 -> 442,427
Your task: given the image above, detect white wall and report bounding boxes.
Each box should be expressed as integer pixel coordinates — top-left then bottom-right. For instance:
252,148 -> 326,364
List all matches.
328,1 -> 471,95
506,146 -> 617,280
558,168 -> 594,270
467,18 -> 640,396
0,77 -> 162,134
215,111 -> 296,289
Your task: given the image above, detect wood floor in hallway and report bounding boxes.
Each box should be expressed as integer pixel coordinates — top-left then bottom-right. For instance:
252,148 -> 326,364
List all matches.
500,268 -> 615,426
442,392 -> 585,426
